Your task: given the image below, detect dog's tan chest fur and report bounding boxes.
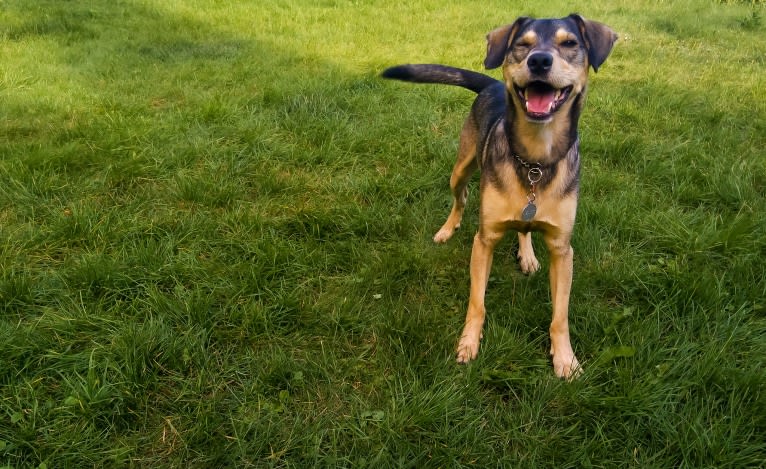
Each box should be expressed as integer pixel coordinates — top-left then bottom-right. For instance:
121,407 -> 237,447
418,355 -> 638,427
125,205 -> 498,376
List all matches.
480,156 -> 577,234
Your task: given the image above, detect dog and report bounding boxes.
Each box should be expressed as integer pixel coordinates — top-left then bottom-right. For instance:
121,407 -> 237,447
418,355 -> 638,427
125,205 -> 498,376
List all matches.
382,14 -> 617,378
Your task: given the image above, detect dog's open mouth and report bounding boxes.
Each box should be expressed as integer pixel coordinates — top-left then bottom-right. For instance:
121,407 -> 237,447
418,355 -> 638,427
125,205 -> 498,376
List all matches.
514,82 -> 573,120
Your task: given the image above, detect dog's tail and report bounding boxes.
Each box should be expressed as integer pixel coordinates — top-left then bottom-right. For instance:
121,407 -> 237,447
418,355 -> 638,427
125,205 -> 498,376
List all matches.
381,64 -> 498,94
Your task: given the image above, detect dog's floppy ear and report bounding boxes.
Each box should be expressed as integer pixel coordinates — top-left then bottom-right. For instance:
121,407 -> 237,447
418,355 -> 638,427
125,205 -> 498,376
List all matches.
568,14 -> 618,72
484,17 -> 532,70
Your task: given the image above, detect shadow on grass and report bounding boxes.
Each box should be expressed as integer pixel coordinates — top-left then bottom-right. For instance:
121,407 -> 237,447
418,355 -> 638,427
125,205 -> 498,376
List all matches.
0,2 -> 477,467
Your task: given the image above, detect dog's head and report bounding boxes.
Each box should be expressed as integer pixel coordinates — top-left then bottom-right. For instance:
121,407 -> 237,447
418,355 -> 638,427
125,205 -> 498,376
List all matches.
484,14 -> 617,123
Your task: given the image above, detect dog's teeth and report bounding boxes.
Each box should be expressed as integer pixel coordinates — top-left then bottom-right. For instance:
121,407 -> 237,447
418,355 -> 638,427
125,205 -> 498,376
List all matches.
554,90 -> 561,101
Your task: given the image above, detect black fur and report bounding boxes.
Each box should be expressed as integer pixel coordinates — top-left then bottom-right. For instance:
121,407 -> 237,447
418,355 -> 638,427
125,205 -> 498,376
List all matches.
381,64 -> 498,94
382,64 -> 578,195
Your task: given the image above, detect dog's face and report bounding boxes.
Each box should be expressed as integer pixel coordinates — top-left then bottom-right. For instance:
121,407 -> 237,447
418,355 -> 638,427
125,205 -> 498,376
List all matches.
484,15 -> 617,123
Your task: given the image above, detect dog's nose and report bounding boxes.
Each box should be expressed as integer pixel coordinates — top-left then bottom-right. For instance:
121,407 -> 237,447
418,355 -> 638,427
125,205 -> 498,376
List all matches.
527,52 -> 553,74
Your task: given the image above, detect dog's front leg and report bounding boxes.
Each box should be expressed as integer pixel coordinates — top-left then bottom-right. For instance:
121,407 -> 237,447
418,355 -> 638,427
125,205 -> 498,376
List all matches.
545,233 -> 581,379
457,227 -> 504,363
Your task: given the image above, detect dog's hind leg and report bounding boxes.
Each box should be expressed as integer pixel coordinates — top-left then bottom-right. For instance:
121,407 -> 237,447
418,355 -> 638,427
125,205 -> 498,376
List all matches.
517,232 -> 541,274
434,118 -> 478,243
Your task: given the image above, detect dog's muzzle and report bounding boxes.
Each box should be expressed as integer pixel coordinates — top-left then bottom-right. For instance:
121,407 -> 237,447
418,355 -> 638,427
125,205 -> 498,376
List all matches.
514,82 -> 573,121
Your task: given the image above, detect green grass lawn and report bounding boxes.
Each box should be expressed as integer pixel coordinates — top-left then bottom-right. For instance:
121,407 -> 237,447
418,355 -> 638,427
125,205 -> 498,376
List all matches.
1,0 -> 765,466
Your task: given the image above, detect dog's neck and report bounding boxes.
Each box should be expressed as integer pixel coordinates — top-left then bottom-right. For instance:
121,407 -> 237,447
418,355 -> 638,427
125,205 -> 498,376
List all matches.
505,92 -> 583,166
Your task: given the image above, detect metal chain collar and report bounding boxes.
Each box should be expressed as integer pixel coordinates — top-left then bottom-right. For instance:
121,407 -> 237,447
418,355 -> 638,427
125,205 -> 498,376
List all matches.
514,154 -> 543,221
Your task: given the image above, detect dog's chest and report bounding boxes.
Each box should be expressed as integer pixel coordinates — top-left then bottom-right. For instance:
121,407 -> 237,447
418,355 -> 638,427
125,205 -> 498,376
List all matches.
480,157 -> 577,233
477,118 -> 579,232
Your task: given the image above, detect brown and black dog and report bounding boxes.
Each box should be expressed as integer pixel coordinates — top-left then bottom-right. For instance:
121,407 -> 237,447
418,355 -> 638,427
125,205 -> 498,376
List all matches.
382,15 -> 617,378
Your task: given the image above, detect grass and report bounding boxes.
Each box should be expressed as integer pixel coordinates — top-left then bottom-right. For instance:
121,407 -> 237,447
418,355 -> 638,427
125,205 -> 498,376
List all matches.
1,0 -> 765,466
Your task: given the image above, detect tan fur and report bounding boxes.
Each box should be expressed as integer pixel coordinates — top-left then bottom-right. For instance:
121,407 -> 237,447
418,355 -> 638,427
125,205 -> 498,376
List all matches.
556,29 -> 578,43
384,15 -> 617,379
453,134 -> 580,378
446,18 -> 615,379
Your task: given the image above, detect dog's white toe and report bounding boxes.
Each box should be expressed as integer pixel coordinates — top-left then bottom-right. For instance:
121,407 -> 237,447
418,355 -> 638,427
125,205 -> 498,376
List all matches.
433,229 -> 453,244
456,339 -> 480,364
551,349 -> 582,380
518,253 -> 541,274
456,327 -> 482,363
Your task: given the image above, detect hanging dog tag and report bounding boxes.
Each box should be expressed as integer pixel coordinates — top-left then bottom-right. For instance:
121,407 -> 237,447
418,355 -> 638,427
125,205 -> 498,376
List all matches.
521,202 -> 537,221
517,161 -> 542,222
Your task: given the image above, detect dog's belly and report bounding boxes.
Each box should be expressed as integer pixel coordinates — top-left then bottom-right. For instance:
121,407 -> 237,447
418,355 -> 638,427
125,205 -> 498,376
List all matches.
506,219 -> 545,234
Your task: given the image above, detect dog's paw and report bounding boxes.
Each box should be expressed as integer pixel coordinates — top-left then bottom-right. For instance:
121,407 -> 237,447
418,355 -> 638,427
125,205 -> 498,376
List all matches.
517,252 -> 541,274
456,339 -> 479,364
551,349 -> 582,380
433,225 -> 458,244
456,329 -> 483,364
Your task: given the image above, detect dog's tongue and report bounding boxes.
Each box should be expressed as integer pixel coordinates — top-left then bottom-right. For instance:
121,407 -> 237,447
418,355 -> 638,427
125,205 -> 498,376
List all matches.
526,88 -> 556,114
